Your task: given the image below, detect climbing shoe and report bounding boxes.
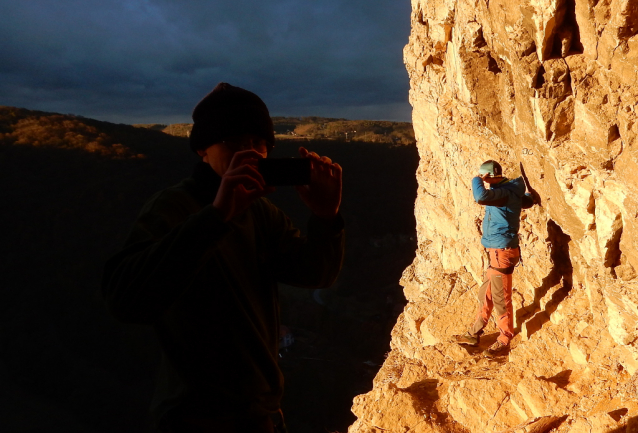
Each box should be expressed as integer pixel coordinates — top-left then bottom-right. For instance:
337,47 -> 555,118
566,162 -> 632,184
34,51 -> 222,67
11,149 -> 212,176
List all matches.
452,332 -> 480,347
483,340 -> 508,358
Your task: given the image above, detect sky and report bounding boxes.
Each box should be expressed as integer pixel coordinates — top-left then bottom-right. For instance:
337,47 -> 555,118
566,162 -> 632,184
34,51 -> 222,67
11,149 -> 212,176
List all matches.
0,1 -> 413,125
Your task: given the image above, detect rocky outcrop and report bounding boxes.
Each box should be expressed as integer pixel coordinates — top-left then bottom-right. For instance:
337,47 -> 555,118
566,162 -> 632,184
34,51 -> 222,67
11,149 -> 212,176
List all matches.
350,0 -> 638,432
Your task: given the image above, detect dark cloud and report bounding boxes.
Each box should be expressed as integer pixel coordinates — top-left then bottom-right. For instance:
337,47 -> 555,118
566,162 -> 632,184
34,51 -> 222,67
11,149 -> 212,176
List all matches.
0,0 -> 412,123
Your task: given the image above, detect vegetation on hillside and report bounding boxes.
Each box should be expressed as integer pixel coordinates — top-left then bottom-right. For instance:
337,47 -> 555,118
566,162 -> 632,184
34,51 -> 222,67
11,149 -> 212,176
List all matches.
272,117 -> 415,144
0,107 -> 142,158
134,116 -> 416,145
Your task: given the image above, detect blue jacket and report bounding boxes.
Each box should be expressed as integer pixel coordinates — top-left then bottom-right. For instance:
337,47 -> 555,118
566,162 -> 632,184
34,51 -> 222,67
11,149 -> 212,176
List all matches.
472,176 -> 529,249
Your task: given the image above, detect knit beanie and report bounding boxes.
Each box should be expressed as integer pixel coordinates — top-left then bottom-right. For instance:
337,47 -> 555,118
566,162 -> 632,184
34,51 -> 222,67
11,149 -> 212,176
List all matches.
189,82 -> 275,153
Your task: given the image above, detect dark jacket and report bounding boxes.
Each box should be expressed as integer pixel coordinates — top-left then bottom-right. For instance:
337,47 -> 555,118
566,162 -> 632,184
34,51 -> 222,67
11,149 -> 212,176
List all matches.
472,176 -> 529,249
102,162 -> 345,424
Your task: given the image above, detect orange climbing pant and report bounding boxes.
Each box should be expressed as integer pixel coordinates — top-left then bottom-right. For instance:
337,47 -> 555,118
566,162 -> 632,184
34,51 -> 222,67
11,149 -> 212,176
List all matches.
470,247 -> 520,345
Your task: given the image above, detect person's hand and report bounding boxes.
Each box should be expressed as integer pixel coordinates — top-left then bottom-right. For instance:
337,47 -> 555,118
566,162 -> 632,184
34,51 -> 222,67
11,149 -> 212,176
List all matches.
213,150 -> 275,221
480,172 -> 492,181
295,147 -> 342,219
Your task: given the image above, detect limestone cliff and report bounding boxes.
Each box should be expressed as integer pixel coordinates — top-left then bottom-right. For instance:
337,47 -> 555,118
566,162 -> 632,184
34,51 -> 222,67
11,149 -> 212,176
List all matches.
350,0 -> 638,432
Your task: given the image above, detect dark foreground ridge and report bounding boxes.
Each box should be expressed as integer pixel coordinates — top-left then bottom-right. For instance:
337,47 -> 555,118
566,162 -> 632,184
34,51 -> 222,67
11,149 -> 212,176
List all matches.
0,105 -> 418,433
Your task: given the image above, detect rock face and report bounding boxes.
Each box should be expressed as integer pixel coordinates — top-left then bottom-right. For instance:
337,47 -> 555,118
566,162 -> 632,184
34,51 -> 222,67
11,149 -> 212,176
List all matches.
350,0 -> 638,432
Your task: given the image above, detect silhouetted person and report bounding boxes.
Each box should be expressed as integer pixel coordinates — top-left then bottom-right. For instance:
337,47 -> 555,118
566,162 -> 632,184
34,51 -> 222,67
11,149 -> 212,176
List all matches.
102,83 -> 345,432
453,160 -> 533,358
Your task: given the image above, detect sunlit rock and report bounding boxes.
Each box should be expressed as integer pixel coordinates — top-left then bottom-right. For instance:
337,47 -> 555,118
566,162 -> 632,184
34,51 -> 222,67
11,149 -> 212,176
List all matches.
350,0 -> 638,431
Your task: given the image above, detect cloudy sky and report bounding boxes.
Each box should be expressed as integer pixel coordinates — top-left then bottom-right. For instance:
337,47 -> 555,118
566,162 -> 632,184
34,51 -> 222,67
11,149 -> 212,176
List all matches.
0,1 -> 413,124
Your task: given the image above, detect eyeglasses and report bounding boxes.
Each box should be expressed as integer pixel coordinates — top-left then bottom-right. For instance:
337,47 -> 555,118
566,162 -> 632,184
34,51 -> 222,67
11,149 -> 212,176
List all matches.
222,136 -> 271,154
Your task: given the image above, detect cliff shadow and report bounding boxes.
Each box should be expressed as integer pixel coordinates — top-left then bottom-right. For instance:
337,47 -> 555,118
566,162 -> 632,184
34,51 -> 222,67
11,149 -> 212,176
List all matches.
608,408 -> 629,422
404,379 -> 447,422
519,162 -> 542,207
456,332 -> 500,356
515,219 -> 573,338
539,369 -> 572,389
606,415 -> 637,432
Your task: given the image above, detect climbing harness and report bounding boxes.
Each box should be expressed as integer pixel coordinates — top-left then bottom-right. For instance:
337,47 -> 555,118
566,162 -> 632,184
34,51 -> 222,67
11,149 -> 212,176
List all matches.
486,246 -> 522,275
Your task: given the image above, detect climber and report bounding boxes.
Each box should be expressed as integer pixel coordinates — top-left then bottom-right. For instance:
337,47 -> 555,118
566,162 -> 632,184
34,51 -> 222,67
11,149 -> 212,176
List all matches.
453,160 -> 534,358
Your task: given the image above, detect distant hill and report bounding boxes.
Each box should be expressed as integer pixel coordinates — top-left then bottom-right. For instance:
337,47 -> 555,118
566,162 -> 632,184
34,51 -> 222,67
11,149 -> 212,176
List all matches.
133,122 -> 193,138
0,106 -> 190,160
134,116 -> 416,145
0,106 -> 141,158
272,117 -> 416,144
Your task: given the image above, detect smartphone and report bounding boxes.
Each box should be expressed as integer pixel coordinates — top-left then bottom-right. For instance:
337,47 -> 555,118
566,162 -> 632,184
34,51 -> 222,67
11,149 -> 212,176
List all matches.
258,158 -> 311,186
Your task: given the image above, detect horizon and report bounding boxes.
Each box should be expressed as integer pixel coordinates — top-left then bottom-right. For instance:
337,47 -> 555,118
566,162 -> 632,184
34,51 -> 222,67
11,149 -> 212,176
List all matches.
1,104 -> 414,126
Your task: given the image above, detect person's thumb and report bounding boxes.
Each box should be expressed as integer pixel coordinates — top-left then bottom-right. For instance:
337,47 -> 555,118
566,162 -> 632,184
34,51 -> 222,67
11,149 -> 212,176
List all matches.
295,185 -> 309,199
